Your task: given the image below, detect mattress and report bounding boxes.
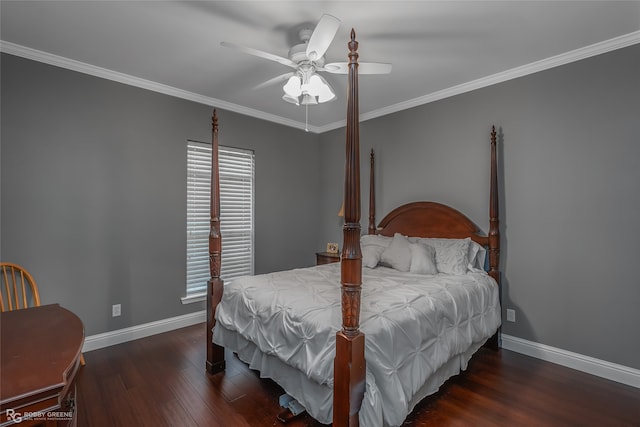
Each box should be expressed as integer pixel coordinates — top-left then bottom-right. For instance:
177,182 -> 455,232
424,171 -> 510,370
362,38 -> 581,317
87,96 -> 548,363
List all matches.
213,263 -> 501,426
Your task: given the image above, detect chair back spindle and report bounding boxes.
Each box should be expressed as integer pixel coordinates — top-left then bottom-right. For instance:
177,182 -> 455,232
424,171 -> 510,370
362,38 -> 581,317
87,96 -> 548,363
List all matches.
0,262 -> 41,311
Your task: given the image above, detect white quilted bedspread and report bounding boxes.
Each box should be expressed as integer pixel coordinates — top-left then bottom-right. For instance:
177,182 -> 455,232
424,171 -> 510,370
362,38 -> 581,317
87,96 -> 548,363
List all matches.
214,263 -> 501,425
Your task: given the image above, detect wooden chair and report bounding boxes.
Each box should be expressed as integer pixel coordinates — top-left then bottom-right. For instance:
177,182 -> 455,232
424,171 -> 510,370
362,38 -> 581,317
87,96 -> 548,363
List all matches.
1,262 -> 85,366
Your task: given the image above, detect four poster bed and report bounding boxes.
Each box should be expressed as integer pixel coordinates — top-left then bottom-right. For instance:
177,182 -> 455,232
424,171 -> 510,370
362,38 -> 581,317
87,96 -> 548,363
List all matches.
206,30 -> 501,427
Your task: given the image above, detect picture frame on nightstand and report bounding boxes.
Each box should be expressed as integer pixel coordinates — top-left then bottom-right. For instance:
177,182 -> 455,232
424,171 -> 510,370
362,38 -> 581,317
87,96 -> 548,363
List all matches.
326,242 -> 339,254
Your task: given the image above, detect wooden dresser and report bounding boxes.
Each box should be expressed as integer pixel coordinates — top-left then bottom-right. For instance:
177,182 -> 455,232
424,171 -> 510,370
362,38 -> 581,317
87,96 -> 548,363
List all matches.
1,304 -> 84,426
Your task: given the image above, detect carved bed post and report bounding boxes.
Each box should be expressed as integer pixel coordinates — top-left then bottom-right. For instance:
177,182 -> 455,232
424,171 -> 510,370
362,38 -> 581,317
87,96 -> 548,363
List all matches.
334,29 -> 365,427
206,109 -> 226,374
368,149 -> 376,235
488,126 -> 500,283
486,125 -> 501,350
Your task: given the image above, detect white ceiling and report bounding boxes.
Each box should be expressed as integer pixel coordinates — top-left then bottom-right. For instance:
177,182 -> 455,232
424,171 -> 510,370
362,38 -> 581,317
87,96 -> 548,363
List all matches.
1,1 -> 639,133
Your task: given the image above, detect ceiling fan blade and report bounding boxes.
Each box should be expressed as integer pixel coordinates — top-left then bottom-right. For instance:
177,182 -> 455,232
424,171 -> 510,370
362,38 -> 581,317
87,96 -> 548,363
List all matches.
321,62 -> 348,74
323,62 -> 392,75
220,41 -> 298,69
253,72 -> 294,90
306,14 -> 341,61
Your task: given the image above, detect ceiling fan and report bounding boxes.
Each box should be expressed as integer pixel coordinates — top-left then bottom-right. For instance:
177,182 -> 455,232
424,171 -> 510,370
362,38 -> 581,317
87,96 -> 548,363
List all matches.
221,14 -> 392,107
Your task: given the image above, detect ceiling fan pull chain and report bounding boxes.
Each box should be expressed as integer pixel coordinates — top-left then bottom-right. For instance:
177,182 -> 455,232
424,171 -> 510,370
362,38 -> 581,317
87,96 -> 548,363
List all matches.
305,105 -> 309,132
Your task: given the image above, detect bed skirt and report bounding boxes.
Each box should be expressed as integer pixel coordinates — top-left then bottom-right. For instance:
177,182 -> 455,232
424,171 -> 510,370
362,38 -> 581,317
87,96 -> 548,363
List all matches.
213,324 -> 488,426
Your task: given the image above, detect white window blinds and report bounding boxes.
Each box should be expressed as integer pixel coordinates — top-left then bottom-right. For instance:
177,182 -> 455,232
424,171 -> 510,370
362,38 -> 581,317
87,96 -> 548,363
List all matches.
186,142 -> 254,297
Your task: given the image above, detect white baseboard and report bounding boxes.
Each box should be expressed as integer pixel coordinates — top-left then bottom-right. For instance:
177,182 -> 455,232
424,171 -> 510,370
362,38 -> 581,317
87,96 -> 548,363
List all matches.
83,310 -> 206,352
501,334 -> 640,389
82,317 -> 639,390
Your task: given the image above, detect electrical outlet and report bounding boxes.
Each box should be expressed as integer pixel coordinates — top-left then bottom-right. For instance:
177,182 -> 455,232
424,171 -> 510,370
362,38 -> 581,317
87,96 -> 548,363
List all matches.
112,304 -> 121,317
506,308 -> 516,322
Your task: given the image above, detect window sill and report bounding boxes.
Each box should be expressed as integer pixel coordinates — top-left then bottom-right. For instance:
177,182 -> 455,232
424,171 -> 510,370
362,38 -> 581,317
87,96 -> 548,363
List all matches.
181,293 -> 206,305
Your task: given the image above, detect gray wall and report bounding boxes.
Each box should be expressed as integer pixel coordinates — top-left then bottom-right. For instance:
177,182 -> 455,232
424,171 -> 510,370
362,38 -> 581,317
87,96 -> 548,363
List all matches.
3,42 -> 639,371
1,54 -> 321,335
319,44 -> 640,370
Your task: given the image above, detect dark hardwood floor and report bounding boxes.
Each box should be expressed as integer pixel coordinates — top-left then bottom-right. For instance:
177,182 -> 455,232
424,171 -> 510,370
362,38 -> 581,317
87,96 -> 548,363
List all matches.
77,323 -> 640,426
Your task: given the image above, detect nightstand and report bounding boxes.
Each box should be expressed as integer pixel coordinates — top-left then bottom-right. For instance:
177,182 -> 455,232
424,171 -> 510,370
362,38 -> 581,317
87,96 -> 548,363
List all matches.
316,252 -> 340,265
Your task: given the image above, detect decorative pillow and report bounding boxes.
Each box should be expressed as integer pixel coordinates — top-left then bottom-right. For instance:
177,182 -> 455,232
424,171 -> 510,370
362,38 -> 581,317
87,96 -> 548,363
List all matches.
468,240 -> 487,271
415,237 -> 470,275
360,234 -> 392,268
409,242 -> 438,275
380,233 -> 412,272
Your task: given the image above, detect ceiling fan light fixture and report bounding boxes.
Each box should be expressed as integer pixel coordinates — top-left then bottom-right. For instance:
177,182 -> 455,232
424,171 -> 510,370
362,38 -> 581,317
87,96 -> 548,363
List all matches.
318,83 -> 336,103
307,74 -> 323,97
300,93 -> 318,106
283,71 -> 335,105
282,93 -> 300,105
283,75 -> 302,97
316,74 -> 336,103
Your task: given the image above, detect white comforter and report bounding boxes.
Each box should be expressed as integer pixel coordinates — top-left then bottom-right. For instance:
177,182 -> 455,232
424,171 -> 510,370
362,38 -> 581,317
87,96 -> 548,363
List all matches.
214,263 -> 500,426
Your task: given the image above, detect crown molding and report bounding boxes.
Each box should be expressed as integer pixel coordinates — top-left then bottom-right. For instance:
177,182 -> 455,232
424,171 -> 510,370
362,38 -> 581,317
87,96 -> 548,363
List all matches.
0,40 -> 321,134
316,30 -> 640,134
3,30 -> 639,135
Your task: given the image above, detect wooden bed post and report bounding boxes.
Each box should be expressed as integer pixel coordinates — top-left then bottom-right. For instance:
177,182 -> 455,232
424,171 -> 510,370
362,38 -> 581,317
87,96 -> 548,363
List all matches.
368,149 -> 376,235
486,125 -> 501,350
206,109 -> 226,374
334,29 -> 365,427
488,126 -> 500,283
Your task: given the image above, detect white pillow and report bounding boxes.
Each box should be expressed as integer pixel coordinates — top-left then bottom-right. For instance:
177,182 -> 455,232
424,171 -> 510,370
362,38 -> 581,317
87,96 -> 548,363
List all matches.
468,240 -> 487,271
409,242 -> 438,275
415,237 -> 470,275
360,234 -> 392,268
380,233 -> 412,272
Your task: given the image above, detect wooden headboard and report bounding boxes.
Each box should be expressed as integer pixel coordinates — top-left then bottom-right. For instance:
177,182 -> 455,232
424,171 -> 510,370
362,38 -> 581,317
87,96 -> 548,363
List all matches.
366,127 -> 500,282
375,201 -> 488,246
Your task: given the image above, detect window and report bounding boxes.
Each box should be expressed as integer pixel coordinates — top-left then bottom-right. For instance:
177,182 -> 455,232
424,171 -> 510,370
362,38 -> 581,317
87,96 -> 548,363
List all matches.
185,141 -> 254,302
